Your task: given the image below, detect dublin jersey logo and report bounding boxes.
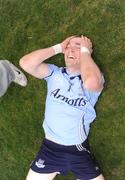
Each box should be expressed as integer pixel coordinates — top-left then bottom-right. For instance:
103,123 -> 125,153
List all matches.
51,89 -> 88,107
35,159 -> 45,168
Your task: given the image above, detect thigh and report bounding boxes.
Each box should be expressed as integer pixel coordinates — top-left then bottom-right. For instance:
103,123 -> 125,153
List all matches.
70,151 -> 102,180
29,140 -> 68,176
26,169 -> 58,180
91,174 -> 105,180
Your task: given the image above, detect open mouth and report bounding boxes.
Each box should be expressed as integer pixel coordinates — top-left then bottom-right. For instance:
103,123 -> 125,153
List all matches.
68,56 -> 74,60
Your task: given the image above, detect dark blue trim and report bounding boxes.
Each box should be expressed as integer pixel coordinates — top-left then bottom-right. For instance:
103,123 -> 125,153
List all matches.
45,69 -> 54,78
82,115 -> 87,137
62,68 -> 81,80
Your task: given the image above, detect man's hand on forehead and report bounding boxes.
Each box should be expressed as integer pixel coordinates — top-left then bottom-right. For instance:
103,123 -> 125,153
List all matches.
81,35 -> 92,47
80,35 -> 93,53
61,36 -> 76,53
60,35 -> 92,53
67,43 -> 81,50
73,43 -> 81,49
68,37 -> 81,48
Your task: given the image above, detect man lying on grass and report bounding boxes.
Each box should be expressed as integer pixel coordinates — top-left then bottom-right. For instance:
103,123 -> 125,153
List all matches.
20,35 -> 105,180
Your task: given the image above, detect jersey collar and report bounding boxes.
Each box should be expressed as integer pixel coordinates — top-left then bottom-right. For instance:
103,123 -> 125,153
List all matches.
62,68 -> 81,80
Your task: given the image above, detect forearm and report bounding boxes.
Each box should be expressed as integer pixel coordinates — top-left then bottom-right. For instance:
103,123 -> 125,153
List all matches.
19,44 -> 62,78
80,53 -> 102,91
19,36 -> 74,78
20,47 -> 55,69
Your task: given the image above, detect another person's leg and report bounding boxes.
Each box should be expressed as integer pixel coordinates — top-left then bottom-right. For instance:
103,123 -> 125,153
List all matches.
26,169 -> 58,180
0,60 -> 27,97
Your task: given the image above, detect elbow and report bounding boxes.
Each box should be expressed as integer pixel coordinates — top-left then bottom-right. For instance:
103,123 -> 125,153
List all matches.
84,77 -> 103,92
19,56 -> 29,71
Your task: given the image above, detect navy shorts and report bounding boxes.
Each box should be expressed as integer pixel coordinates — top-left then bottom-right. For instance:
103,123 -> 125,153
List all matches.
30,139 -> 101,180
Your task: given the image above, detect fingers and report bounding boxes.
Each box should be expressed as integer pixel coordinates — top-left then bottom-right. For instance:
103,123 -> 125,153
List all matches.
81,35 -> 92,43
65,35 -> 76,43
81,35 -> 93,48
61,35 -> 93,54
61,35 -> 76,53
81,35 -> 93,54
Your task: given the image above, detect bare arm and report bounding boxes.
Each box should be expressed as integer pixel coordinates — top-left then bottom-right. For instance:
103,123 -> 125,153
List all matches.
80,36 -> 103,92
19,47 -> 56,79
19,36 -> 74,79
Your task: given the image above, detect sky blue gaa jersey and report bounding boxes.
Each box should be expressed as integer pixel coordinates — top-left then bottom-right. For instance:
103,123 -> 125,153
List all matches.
42,64 -> 104,146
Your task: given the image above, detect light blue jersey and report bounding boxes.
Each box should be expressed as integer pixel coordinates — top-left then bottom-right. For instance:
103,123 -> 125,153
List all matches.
42,64 -> 104,146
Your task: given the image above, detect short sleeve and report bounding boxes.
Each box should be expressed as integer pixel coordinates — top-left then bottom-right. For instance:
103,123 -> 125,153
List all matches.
43,64 -> 58,81
83,75 -> 105,106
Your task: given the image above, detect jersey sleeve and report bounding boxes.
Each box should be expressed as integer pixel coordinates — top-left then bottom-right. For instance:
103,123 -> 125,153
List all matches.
43,64 -> 58,81
83,75 -> 105,106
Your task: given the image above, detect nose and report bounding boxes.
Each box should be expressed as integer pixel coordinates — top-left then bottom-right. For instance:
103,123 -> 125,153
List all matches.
68,48 -> 74,54
68,50 -> 73,57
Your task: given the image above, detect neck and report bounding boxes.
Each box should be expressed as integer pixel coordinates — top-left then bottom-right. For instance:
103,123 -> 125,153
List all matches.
66,66 -> 80,75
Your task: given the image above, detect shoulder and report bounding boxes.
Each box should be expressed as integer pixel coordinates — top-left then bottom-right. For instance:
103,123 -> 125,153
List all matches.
44,64 -> 63,80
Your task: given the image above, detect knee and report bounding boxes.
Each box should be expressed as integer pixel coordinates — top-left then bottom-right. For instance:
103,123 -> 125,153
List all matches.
19,57 -> 27,70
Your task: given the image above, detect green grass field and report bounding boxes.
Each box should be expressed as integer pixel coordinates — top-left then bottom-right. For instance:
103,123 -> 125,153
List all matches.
0,0 -> 125,179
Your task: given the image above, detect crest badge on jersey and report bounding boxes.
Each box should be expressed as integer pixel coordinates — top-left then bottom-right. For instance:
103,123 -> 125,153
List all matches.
54,76 -> 64,86
35,159 -> 45,168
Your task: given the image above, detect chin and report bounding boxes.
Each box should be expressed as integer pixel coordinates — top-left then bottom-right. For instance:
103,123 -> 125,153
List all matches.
66,63 -> 79,69
65,58 -> 80,67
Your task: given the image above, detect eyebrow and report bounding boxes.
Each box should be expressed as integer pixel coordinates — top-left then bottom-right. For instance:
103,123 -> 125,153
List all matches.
69,42 -> 80,46
67,42 -> 80,48
75,42 -> 80,45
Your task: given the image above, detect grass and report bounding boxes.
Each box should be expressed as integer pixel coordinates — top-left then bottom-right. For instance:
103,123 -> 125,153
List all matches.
0,0 -> 125,179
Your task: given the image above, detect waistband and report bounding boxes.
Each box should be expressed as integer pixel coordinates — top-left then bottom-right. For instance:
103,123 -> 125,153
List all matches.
43,138 -> 90,153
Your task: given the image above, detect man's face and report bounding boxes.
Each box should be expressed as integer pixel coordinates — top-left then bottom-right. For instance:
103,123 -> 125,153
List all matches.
64,37 -> 81,68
